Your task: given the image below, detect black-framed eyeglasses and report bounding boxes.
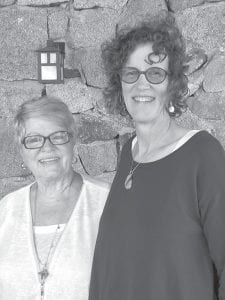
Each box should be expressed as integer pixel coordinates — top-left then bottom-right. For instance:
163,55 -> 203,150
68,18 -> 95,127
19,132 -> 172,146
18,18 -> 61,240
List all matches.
22,131 -> 72,149
121,67 -> 168,84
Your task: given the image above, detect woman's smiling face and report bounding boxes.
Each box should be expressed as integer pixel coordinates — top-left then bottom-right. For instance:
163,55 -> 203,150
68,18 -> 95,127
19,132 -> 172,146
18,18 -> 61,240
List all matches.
20,116 -> 74,181
121,42 -> 169,124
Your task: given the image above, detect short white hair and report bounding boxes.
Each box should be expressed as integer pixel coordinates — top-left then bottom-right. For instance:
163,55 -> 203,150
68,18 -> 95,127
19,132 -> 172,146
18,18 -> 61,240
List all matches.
14,96 -> 77,145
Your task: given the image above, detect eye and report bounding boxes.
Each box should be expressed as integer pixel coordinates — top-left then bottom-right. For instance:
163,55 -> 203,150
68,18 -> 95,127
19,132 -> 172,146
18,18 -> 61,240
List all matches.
50,131 -> 69,144
122,68 -> 138,76
25,136 -> 42,144
146,67 -> 167,84
121,68 -> 139,82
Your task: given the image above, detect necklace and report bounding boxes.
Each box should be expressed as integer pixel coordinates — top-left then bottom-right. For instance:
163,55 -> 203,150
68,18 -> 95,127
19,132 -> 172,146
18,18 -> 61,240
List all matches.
34,224 -> 61,299
124,160 -> 140,189
32,187 -> 63,299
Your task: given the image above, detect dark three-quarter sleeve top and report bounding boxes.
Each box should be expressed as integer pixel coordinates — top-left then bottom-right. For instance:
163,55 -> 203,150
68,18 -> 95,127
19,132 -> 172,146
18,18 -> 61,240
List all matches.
89,131 -> 225,300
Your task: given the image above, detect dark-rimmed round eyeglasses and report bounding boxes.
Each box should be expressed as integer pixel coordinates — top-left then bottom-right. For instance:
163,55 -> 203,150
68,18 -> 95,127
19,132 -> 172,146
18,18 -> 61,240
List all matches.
22,131 -> 72,149
121,67 -> 168,85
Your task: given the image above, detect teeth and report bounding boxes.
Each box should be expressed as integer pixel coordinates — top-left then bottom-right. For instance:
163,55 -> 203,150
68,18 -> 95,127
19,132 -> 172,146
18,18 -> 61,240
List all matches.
133,96 -> 155,102
40,157 -> 58,163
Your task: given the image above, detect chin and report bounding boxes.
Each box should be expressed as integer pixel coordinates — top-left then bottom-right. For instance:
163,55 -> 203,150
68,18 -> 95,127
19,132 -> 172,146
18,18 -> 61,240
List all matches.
37,168 -> 62,179
132,112 -> 159,124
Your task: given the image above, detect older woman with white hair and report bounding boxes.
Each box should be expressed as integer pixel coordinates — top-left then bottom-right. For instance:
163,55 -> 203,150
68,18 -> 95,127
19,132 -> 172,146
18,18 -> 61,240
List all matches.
0,96 -> 109,300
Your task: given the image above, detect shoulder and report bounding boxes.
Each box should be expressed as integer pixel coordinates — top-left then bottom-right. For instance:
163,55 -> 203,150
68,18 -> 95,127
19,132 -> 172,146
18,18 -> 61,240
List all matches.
81,174 -> 110,211
191,131 -> 225,158
0,184 -> 32,204
0,183 -> 32,221
82,174 -> 110,193
189,131 -> 225,178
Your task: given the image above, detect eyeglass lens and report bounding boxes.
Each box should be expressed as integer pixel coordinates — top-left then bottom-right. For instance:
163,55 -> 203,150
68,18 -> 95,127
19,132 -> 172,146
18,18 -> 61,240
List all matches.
121,67 -> 167,84
23,131 -> 70,149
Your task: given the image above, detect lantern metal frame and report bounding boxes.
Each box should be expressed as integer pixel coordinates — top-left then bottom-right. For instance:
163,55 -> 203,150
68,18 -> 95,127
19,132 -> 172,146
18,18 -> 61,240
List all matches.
37,40 -> 65,84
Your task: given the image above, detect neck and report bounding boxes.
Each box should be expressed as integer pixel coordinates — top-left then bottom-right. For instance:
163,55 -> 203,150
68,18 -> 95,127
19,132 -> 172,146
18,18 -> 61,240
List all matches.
135,112 -> 172,153
34,170 -> 75,205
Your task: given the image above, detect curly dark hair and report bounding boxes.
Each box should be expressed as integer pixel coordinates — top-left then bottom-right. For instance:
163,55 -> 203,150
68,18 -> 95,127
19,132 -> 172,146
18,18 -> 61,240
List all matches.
101,11 -> 188,117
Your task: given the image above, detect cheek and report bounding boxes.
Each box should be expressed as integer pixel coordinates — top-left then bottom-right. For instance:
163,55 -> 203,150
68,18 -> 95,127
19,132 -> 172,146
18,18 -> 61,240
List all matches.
122,83 -> 133,104
61,145 -> 74,165
155,81 -> 169,101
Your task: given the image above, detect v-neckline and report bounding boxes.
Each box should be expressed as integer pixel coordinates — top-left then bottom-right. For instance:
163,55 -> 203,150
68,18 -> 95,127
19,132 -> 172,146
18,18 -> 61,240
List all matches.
27,176 -> 86,282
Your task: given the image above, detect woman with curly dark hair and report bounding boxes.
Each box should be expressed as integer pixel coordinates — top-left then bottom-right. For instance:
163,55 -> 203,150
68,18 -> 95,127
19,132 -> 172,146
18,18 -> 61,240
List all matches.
89,11 -> 225,300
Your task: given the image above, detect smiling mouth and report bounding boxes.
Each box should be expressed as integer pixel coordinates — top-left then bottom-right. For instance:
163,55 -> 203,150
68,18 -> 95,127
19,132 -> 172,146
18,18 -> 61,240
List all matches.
39,157 -> 59,164
133,96 -> 155,102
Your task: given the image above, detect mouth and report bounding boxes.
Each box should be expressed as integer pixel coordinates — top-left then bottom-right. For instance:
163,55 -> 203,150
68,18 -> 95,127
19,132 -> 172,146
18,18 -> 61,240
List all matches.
39,157 -> 59,164
132,96 -> 155,103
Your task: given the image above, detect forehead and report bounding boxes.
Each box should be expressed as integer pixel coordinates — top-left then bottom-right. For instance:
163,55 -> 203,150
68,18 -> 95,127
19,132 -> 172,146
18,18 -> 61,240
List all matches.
24,116 -> 67,135
125,42 -> 168,70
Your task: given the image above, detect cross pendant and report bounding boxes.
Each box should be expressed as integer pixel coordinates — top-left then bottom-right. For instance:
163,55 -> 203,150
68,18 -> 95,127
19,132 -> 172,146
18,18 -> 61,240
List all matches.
39,268 -> 49,282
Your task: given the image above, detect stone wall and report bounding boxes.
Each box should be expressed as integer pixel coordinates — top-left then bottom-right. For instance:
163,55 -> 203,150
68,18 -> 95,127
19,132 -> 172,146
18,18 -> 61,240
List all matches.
0,0 -> 225,198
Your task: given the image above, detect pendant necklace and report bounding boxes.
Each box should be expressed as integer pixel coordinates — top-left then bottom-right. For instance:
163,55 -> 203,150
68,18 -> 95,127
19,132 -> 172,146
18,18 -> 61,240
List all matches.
34,224 -> 61,299
32,189 -> 63,299
124,160 -> 140,190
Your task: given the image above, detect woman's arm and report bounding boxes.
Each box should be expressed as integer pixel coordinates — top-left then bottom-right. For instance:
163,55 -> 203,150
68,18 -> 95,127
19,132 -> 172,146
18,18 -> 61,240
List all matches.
198,136 -> 225,300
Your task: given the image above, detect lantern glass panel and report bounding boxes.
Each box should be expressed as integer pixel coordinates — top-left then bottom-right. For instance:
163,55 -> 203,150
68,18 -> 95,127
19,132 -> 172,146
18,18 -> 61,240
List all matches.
50,53 -> 57,64
41,66 -> 57,80
41,53 -> 47,64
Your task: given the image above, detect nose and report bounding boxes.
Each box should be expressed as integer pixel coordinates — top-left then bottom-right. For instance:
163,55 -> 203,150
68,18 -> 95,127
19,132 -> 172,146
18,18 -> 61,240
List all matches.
135,73 -> 150,88
41,137 -> 54,151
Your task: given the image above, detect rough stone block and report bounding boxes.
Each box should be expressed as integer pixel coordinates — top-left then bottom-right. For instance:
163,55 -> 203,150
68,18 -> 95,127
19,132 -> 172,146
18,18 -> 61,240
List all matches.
77,140 -> 117,176
48,9 -> 68,39
18,0 -> 67,5
0,7 -> 47,80
46,78 -> 99,113
188,90 -> 225,120
0,81 -> 43,122
78,47 -> 108,88
0,121 -> 32,179
168,0 -> 204,12
118,0 -> 166,29
73,0 -> 127,11
0,0 -> 15,6
69,8 -> 119,48
188,69 -> 204,96
77,111 -> 134,143
186,48 -> 207,75
176,3 -> 225,54
175,108 -> 214,133
203,54 -> 225,92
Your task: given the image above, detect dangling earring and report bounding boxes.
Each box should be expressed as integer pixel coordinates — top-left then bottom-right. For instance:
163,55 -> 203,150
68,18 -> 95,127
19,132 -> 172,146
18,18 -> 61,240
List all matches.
21,162 -> 27,170
168,102 -> 175,113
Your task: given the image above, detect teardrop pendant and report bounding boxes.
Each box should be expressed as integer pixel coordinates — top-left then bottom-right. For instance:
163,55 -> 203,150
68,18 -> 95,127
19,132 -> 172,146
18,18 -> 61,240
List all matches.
124,173 -> 133,190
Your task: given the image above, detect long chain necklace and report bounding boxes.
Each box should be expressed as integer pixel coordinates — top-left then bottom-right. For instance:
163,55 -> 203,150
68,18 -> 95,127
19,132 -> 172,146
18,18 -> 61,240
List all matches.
124,160 -> 140,190
32,188 -> 63,299
35,224 -> 61,299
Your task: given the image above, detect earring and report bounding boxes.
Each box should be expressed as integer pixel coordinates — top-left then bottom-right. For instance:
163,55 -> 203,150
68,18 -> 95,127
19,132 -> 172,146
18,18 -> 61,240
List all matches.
21,162 -> 27,170
168,102 -> 175,113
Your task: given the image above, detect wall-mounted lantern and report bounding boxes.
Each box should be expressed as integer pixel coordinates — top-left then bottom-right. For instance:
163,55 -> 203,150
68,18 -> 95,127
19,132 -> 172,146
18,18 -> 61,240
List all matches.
37,40 -> 65,84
